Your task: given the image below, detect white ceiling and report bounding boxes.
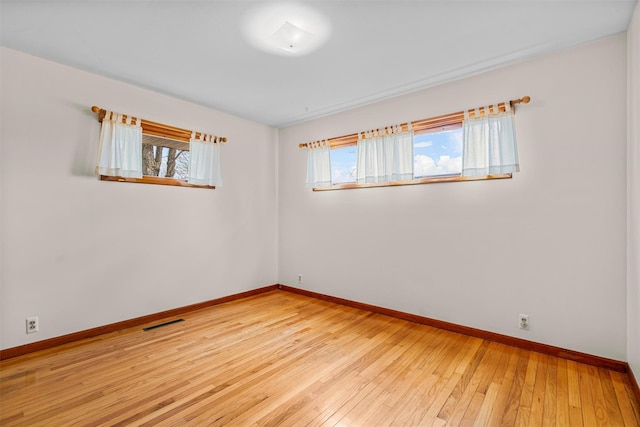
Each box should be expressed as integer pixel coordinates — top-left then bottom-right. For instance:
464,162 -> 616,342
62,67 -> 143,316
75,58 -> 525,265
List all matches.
1,1 -> 637,128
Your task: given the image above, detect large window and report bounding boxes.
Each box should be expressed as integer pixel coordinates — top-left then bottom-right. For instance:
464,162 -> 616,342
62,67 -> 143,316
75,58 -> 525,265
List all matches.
305,96 -> 527,190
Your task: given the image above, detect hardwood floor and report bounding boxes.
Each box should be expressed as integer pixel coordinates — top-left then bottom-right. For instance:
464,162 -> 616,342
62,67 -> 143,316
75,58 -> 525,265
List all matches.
1,290 -> 639,426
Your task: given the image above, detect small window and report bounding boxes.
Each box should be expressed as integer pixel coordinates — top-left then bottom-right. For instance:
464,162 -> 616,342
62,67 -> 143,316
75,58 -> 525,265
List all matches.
93,106 -> 225,189
413,128 -> 462,178
142,135 -> 190,180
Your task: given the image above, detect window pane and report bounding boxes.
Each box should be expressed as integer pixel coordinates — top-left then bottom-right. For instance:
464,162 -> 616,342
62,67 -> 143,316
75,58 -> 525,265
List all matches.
142,144 -> 190,179
413,128 -> 462,178
330,145 -> 357,184
159,147 -> 190,179
142,135 -> 190,180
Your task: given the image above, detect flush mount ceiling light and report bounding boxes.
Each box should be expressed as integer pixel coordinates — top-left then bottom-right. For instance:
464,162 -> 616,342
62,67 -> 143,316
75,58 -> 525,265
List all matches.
267,21 -> 315,54
242,3 -> 331,57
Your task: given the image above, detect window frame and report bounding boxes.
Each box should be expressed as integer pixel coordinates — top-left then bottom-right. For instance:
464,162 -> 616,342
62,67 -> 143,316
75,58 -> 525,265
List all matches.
313,173 -> 512,191
100,175 -> 215,189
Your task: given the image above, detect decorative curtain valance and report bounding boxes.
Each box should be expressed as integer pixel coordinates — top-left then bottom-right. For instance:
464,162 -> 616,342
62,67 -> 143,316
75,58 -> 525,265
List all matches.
306,140 -> 331,188
95,111 -> 143,178
298,96 -> 529,150
461,102 -> 519,177
91,106 -> 227,144
356,125 -> 414,184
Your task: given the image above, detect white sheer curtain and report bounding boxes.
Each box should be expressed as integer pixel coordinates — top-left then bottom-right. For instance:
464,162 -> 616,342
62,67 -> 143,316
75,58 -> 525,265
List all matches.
462,102 -> 519,177
356,125 -> 413,184
95,111 -> 143,178
188,133 -> 222,186
306,140 -> 331,188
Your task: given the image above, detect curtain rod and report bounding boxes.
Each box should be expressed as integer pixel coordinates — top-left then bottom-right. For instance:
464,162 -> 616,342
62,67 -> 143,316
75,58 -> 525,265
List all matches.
91,106 -> 227,144
298,96 -> 530,149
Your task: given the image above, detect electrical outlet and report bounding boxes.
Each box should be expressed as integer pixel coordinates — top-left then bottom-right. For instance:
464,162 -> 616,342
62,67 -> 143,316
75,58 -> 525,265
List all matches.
519,313 -> 529,330
298,274 -> 303,283
26,316 -> 39,334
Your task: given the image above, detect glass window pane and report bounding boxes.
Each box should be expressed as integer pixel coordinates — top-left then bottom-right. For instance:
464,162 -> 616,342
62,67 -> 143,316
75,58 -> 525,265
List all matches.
142,144 -> 190,179
413,128 -> 462,178
330,146 -> 357,184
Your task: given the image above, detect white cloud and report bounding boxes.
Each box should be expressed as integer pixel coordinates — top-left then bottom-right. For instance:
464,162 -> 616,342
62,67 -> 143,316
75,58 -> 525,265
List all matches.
332,166 -> 356,183
414,154 -> 461,177
414,141 -> 433,148
437,155 -> 462,174
414,155 -> 436,176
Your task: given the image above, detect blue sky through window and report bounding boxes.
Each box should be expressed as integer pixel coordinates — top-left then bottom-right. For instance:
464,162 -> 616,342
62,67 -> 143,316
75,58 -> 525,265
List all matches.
413,128 -> 462,178
329,127 -> 463,184
330,146 -> 357,184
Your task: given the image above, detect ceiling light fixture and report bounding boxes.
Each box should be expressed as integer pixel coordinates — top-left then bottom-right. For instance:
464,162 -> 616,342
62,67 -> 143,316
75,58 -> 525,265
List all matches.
267,21 -> 315,54
242,3 -> 331,57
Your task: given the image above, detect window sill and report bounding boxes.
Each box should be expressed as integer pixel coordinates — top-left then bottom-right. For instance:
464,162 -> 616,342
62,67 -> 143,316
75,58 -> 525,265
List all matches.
313,173 -> 512,191
100,175 -> 215,189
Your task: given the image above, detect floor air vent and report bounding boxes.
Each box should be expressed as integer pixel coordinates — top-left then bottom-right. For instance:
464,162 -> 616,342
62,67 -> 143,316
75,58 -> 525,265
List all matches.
143,318 -> 184,331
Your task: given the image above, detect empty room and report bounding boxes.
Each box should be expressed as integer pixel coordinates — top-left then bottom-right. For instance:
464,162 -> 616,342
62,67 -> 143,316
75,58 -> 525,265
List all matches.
1,1 -> 640,425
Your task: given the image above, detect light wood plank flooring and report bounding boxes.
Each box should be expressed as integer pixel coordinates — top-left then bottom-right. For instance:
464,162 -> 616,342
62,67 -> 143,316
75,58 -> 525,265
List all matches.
1,290 -> 639,426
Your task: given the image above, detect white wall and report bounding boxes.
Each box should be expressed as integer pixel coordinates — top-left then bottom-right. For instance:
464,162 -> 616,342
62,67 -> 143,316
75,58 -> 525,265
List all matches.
1,32 -> 633,364
0,48 -> 278,350
279,34 -> 628,360
628,3 -> 640,377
